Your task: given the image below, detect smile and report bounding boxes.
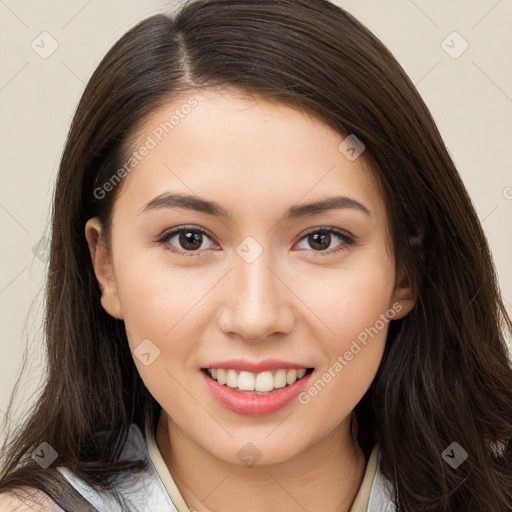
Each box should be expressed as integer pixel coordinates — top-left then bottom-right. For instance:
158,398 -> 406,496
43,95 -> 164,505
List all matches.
203,367 -> 312,394
200,366 -> 315,416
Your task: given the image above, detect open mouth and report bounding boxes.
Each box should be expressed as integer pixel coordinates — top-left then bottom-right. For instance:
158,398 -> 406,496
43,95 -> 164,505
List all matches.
201,367 -> 314,395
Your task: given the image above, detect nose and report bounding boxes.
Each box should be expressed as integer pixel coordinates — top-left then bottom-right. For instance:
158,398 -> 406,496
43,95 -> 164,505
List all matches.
217,250 -> 295,342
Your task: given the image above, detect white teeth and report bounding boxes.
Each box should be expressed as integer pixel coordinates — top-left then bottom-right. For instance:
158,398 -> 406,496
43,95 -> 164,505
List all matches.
286,369 -> 297,385
255,371 -> 274,392
216,369 -> 226,385
206,367 -> 310,392
297,368 -> 306,379
274,369 -> 287,388
226,369 -> 238,388
238,371 -> 255,391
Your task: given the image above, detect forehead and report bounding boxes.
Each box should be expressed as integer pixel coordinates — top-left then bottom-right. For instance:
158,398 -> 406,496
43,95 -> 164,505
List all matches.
114,88 -> 385,225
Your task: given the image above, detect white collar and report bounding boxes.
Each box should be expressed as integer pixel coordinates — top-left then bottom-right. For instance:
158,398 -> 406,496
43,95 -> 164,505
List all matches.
57,423 -> 396,511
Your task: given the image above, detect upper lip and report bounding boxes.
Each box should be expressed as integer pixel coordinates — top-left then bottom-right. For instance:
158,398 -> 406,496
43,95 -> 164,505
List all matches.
202,359 -> 313,373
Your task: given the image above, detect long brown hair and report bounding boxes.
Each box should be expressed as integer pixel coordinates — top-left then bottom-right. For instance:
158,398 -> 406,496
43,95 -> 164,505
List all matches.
1,1 -> 511,510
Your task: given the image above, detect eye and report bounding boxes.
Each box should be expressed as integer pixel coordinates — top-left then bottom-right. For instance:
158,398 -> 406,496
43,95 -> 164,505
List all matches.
156,226 -> 355,257
156,226 -> 218,256
295,228 -> 355,256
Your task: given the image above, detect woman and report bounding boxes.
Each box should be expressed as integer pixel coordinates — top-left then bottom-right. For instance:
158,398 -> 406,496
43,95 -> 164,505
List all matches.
1,0 -> 511,511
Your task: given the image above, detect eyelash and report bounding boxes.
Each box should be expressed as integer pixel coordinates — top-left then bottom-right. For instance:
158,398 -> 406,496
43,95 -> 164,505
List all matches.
156,225 -> 355,258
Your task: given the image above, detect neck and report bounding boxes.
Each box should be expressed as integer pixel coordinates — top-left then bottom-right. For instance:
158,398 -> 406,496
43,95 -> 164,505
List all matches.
156,411 -> 368,512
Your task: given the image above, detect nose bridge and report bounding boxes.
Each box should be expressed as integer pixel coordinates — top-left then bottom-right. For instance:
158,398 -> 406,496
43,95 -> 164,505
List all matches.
219,243 -> 294,340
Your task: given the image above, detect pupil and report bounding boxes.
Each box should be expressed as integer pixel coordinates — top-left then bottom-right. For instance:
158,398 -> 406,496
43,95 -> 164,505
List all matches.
181,230 -> 202,250
310,231 -> 330,250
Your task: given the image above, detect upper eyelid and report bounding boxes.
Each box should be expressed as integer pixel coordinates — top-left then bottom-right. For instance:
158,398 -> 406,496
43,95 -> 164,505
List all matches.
300,226 -> 354,239
160,225 -> 216,243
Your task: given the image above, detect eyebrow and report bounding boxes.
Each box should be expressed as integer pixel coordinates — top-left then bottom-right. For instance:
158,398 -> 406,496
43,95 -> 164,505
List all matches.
138,191 -> 373,221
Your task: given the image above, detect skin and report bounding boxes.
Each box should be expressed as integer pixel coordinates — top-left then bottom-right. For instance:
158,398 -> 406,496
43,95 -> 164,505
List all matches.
85,87 -> 415,512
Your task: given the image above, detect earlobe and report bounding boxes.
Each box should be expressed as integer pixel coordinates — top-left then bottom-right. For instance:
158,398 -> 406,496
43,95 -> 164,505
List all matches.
391,266 -> 417,320
84,218 -> 124,320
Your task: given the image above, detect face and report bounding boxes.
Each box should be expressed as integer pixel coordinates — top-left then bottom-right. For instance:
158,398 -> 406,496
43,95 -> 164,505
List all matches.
85,88 -> 414,466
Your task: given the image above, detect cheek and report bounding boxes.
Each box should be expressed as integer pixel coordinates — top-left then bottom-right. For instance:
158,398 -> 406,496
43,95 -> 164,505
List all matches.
115,262 -> 208,413
297,258 -> 396,343
295,262 -> 395,412
115,253 -> 215,339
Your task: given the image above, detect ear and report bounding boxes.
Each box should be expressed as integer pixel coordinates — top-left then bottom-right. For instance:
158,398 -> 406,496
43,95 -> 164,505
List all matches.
84,217 -> 123,320
390,264 -> 417,320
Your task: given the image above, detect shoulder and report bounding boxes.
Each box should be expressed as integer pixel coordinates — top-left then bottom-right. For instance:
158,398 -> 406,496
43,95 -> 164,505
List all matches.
0,487 -> 65,512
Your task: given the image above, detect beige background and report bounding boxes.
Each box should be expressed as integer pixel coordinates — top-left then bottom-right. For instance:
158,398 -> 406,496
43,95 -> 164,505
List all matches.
1,0 -> 511,445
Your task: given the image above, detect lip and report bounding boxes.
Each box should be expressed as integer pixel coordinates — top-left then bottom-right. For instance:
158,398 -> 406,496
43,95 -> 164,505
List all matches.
202,358 -> 311,373
200,367 -> 314,417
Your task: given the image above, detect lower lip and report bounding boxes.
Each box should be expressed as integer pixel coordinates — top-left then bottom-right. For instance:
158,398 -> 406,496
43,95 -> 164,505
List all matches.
201,370 -> 313,417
